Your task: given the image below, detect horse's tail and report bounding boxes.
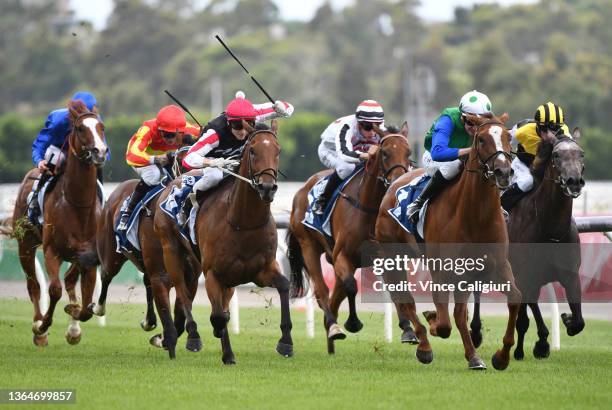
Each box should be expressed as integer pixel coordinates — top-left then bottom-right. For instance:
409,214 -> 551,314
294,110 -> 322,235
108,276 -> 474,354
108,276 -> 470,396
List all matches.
286,228 -> 306,299
0,216 -> 13,236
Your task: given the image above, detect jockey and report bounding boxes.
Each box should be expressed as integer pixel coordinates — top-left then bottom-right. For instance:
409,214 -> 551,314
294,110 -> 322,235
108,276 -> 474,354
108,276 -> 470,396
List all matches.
116,105 -> 200,232
311,100 -> 385,215
29,91 -> 108,220
405,90 -> 493,223
501,101 -> 570,211
178,91 -> 293,223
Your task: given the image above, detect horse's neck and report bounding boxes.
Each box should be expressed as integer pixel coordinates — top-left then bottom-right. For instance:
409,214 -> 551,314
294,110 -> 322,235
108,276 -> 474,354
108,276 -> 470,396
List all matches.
356,158 -> 386,210
533,165 -> 573,235
456,155 -> 501,224
62,152 -> 98,210
227,167 -> 269,227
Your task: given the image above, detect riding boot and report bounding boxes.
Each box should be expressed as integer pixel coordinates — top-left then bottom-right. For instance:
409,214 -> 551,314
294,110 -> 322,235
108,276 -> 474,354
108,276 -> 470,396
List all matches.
117,180 -> 150,232
501,183 -> 528,212
28,172 -> 52,220
312,171 -> 343,215
406,170 -> 451,225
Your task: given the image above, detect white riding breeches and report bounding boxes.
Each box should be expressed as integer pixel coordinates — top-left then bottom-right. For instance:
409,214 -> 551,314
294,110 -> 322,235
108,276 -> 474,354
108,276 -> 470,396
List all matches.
510,157 -> 533,192
318,143 -> 357,179
133,165 -> 163,186
193,167 -> 224,192
422,150 -> 462,180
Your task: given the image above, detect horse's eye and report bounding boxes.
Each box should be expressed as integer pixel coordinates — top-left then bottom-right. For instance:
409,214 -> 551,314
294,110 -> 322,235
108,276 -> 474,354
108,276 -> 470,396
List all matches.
478,137 -> 485,145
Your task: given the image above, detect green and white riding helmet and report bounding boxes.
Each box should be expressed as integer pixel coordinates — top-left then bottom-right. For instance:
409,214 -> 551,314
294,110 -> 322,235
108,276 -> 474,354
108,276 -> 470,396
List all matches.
459,90 -> 492,116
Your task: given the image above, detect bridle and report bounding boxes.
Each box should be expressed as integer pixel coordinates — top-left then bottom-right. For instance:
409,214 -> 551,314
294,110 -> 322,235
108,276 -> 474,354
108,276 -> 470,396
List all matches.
367,134 -> 412,188
547,136 -> 585,198
469,120 -> 513,180
69,112 -> 105,165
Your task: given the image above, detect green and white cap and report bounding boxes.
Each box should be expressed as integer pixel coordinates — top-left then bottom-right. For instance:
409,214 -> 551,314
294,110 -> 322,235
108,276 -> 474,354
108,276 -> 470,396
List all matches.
459,90 -> 492,115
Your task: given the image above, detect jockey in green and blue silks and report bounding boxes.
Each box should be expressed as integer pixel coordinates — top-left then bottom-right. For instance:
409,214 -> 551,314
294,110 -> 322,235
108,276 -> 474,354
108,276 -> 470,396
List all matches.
405,90 -> 494,223
32,91 -> 110,174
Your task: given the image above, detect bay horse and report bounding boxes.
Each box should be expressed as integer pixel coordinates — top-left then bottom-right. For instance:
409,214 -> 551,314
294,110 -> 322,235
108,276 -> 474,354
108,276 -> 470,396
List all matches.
493,129 -> 584,360
376,113 -> 522,370
154,121 -> 289,364
89,139 -> 203,355
286,123 -> 413,354
12,100 -> 107,346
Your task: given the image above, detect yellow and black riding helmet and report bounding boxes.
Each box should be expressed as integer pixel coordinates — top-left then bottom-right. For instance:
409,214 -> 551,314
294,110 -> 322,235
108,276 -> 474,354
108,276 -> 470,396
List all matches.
534,102 -> 565,135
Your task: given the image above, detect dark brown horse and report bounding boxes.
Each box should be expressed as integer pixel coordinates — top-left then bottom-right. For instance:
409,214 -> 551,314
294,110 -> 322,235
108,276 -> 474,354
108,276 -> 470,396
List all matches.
155,121 -> 288,363
506,129 -> 584,360
89,140 -> 202,355
376,113 -> 523,370
12,100 -> 107,346
286,124 -> 413,354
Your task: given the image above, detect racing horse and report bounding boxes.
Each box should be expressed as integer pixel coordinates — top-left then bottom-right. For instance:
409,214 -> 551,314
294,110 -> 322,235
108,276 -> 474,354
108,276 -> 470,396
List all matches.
89,136 -> 202,354
286,123 -> 413,354
12,100 -> 107,346
155,121 -> 289,363
376,113 -> 522,370
471,129 -> 585,360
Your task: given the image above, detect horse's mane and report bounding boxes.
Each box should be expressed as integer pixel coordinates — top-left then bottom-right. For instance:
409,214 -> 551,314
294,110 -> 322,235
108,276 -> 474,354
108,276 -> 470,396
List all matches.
531,137 -> 555,181
254,122 -> 271,131
385,125 -> 400,134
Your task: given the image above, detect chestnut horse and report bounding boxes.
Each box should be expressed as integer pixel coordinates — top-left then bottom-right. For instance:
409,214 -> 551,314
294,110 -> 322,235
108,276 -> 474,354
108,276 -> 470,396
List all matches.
286,123 -> 413,354
376,113 -> 522,370
155,121 -> 289,363
89,140 -> 203,355
12,100 -> 107,346
473,130 -> 585,360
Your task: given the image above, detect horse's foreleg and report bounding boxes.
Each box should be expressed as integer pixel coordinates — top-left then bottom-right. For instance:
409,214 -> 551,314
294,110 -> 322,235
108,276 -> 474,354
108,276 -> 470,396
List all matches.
88,253 -> 126,318
260,260 -> 294,358
64,264 -> 80,307
205,272 -> 235,365
149,272 -> 176,352
559,271 -> 585,336
18,242 -> 46,346
381,268 -> 420,345
140,273 -> 157,331
36,247 -> 63,335
395,302 -> 432,363
514,303 -> 529,360
469,292 -> 483,348
492,261 -> 521,371
183,269 -> 202,353
332,254 -> 362,334
529,302 -> 550,358
423,289 -> 451,339
453,297 -> 486,370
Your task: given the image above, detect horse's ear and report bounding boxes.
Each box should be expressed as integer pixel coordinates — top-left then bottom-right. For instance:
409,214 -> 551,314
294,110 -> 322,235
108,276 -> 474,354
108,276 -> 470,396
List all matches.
400,121 -> 409,138
542,129 -> 557,143
68,100 -> 80,122
243,119 -> 255,134
572,127 -> 581,141
499,112 -> 509,124
372,123 -> 385,138
271,119 -> 278,134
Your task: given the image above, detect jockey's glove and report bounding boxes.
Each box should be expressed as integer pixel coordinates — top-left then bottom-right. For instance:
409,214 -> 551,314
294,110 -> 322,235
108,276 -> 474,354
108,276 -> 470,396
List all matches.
153,155 -> 170,166
274,100 -> 290,117
208,158 -> 240,169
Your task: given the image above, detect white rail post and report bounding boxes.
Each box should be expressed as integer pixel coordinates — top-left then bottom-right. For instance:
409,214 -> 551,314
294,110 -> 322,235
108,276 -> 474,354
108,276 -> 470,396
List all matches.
384,302 -> 393,342
306,287 -> 315,339
94,268 -> 106,326
230,290 -> 240,334
546,283 -> 561,350
34,256 -> 49,314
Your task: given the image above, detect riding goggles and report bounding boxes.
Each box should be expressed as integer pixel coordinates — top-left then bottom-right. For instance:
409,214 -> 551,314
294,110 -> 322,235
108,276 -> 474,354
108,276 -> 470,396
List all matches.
229,120 -> 255,130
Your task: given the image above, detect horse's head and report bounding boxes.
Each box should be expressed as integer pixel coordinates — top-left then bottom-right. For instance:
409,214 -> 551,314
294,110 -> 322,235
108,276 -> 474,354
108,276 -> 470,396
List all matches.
240,120 -> 281,203
535,128 -> 585,198
68,100 -> 107,167
369,122 -> 412,187
465,112 -> 513,189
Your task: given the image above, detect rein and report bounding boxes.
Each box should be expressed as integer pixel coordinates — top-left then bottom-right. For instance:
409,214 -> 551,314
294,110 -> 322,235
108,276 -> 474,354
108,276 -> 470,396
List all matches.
467,120 -> 513,180
69,112 -> 103,164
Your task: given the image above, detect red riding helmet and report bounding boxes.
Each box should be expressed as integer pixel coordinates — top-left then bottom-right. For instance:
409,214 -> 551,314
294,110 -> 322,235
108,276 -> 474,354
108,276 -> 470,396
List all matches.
225,93 -> 257,121
156,105 -> 186,132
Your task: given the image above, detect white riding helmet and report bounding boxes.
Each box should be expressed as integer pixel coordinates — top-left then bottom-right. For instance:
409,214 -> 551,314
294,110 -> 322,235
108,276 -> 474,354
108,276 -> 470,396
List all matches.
459,90 -> 492,115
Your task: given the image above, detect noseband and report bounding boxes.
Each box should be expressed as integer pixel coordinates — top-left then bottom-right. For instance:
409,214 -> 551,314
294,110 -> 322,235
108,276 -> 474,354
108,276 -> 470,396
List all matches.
373,134 -> 412,188
472,120 -> 513,180
70,112 -> 104,165
549,136 -> 584,198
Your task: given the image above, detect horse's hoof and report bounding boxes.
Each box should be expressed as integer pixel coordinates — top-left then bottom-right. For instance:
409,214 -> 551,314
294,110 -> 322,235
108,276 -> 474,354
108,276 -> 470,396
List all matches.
222,354 -> 236,365
533,340 -> 550,359
422,311 -> 437,322
65,331 -> 81,345
327,324 -> 346,341
401,328 -> 419,344
140,319 -> 157,332
168,346 -> 176,360
88,303 -> 105,317
416,349 -> 433,364
344,317 -> 363,333
276,342 -> 294,358
149,334 -> 164,349
514,348 -> 525,361
64,303 -> 80,316
33,334 -> 48,347
561,313 -> 585,336
186,337 -> 202,352
470,329 -> 483,348
491,351 -> 509,371
468,356 -> 487,370
32,320 -> 44,335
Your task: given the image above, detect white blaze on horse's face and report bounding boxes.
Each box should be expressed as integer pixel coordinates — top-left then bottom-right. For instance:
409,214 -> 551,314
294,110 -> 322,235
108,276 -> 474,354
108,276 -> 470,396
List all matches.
82,117 -> 108,155
489,125 -> 505,157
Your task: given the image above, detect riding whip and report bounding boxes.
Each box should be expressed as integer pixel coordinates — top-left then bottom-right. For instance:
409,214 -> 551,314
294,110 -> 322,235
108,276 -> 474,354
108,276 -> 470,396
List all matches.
215,34 -> 275,104
163,89 -> 203,128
